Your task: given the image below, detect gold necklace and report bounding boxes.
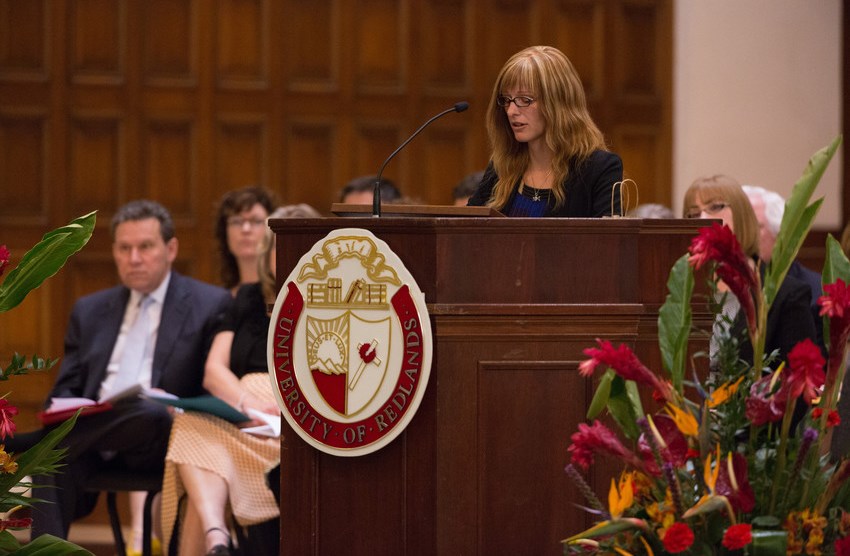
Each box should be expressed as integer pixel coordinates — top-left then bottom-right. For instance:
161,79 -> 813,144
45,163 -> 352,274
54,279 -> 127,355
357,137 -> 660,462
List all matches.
526,168 -> 552,202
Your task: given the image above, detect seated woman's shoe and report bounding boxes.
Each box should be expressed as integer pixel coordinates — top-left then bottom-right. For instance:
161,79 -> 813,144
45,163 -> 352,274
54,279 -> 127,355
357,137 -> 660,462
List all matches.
204,526 -> 233,556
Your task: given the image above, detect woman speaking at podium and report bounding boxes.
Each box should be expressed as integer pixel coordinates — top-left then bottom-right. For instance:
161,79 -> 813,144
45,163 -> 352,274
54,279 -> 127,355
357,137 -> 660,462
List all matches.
467,45 -> 623,217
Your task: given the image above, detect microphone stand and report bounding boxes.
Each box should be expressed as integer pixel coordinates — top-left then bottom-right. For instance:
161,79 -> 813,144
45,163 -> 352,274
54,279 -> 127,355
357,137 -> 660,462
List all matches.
372,102 -> 469,217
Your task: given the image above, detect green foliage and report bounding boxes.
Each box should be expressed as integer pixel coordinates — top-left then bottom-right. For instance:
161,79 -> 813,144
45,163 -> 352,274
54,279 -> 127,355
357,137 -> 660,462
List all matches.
658,255 -> 694,392
0,212 -> 96,313
764,136 -> 841,306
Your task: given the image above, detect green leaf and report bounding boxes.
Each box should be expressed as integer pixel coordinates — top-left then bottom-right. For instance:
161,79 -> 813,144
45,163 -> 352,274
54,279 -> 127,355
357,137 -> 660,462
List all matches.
605,376 -> 642,440
765,135 -> 841,304
658,255 -> 694,391
0,211 -> 96,313
0,533 -> 93,555
0,414 -> 78,506
586,369 -> 614,420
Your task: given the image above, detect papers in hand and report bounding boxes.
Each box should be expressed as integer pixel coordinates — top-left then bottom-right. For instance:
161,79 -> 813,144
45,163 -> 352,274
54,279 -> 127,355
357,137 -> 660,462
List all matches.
241,409 -> 281,438
39,383 -> 148,424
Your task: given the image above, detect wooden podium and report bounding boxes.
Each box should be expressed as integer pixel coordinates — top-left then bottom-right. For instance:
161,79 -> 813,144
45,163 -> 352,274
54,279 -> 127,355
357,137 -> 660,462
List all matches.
269,215 -> 707,556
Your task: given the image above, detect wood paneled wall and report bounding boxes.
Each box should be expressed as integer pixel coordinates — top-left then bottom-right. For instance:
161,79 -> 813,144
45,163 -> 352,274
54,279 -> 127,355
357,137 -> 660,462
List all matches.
0,0 -> 672,429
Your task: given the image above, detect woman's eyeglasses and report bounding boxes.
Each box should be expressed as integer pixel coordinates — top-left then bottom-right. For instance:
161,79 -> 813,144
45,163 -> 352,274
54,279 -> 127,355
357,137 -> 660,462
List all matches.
497,95 -> 535,108
685,202 -> 729,219
227,216 -> 266,228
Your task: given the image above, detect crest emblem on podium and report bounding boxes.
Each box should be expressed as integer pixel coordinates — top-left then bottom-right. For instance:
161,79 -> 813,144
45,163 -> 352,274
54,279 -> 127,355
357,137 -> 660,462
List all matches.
268,228 -> 433,457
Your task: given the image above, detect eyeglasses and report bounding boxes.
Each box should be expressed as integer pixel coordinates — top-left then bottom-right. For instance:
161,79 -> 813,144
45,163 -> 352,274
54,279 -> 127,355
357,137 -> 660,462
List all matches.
496,95 -> 536,108
227,216 -> 266,228
685,201 -> 729,219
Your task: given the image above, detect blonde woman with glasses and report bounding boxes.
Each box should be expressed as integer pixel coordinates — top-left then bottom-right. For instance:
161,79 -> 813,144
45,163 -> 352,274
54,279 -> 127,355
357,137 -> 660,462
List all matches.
682,174 -> 818,372
467,45 -> 623,217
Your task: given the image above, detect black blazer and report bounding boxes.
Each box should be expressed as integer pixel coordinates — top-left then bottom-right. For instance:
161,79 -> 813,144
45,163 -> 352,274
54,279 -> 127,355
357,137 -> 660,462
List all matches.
735,270 -> 817,368
467,150 -> 623,217
48,271 -> 232,404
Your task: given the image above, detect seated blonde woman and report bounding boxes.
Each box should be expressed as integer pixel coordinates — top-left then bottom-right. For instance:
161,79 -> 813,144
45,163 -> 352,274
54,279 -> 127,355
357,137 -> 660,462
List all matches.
161,204 -> 320,556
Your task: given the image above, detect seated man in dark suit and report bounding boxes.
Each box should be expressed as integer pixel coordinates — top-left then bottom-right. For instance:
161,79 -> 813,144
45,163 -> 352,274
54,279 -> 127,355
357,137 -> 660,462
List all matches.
26,200 -> 232,540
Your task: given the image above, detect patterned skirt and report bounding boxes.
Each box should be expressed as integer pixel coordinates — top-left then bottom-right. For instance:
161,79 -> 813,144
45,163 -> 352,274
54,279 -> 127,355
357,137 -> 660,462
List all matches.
161,372 -> 280,550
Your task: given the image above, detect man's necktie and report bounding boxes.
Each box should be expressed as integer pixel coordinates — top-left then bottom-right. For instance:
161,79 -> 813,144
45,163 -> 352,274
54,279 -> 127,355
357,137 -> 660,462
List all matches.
114,295 -> 154,392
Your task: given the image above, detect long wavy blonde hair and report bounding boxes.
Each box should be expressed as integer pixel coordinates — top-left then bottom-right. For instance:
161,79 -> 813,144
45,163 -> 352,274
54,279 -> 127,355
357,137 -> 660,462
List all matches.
485,45 -> 607,210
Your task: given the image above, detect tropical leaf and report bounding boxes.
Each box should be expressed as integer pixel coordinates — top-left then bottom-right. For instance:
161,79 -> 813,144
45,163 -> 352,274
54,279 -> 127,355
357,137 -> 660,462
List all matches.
658,254 -> 694,391
764,136 -> 841,304
0,212 -> 96,313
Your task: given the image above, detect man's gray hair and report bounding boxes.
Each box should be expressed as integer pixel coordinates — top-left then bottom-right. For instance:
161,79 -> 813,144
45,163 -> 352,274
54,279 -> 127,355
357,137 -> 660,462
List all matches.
741,184 -> 785,237
110,200 -> 176,242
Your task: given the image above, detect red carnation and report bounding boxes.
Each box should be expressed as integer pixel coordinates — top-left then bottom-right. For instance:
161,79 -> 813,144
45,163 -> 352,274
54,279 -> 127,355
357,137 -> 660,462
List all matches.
662,522 -> 695,553
0,245 -> 9,279
722,523 -> 753,550
835,535 -> 850,556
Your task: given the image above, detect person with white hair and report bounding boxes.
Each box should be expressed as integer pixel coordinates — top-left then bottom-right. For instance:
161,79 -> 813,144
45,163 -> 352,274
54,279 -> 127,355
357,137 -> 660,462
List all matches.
742,184 -> 824,350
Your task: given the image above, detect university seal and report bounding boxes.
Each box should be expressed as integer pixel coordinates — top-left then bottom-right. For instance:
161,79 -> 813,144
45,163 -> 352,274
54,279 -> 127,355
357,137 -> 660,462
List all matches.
267,228 -> 433,456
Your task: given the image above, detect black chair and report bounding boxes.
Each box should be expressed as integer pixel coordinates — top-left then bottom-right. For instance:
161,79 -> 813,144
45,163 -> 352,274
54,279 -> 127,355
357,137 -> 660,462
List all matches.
84,468 -> 162,556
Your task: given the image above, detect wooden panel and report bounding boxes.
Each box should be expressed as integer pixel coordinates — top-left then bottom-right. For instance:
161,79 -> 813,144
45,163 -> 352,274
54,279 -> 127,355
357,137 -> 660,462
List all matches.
354,0 -> 406,93
554,0 -> 604,100
0,0 -> 48,80
142,118 -> 195,216
215,117 -> 267,192
0,111 -> 47,221
215,0 -> 268,88
354,121 -> 401,180
68,0 -> 124,84
284,119 -> 336,210
419,0 -> 468,91
282,0 -> 338,92
613,125 -> 665,205
478,360 -> 588,555
68,114 -> 123,216
614,0 -> 660,98
141,0 -> 196,86
421,127 -> 468,203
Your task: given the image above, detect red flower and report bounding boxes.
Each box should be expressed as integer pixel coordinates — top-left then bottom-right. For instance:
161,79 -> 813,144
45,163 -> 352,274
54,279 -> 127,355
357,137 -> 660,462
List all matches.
812,408 -> 841,428
784,339 -> 826,404
0,399 -> 18,440
568,420 -> 643,471
835,535 -> 850,556
580,339 -> 671,400
819,280 -> 850,381
722,523 -> 753,550
0,245 -> 9,279
0,517 -> 32,531
688,223 -> 758,332
715,452 -> 756,513
662,522 -> 695,553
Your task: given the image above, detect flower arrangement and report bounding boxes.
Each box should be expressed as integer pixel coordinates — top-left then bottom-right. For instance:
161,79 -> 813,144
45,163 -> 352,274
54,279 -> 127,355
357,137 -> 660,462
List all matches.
563,137 -> 850,555
0,212 -> 95,555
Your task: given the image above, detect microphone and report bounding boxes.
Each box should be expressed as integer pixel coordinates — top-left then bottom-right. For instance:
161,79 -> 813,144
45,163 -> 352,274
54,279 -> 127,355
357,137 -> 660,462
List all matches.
372,101 -> 470,217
